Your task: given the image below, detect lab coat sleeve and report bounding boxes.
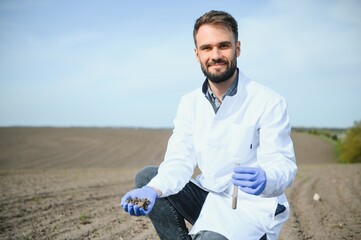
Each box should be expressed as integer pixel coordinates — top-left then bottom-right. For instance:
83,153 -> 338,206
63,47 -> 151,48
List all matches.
147,95 -> 197,197
258,96 -> 297,198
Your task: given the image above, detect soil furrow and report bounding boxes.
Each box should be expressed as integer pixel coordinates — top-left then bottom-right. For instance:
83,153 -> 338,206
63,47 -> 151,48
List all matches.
1,128 -> 360,239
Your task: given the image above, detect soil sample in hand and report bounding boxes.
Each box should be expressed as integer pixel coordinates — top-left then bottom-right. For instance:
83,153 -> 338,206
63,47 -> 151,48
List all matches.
126,197 -> 150,210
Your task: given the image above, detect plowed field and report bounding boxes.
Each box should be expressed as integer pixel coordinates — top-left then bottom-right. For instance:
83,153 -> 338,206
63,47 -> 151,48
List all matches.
0,128 -> 360,239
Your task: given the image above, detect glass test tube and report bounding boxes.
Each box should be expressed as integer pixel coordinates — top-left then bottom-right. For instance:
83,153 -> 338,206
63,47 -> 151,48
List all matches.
232,162 -> 240,209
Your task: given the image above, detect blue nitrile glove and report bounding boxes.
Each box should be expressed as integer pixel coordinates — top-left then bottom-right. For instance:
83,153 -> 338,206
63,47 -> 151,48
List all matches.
120,186 -> 158,216
232,166 -> 267,195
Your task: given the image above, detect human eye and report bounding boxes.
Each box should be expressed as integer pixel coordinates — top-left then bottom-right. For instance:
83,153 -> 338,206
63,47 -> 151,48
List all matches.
219,43 -> 231,49
200,45 -> 212,51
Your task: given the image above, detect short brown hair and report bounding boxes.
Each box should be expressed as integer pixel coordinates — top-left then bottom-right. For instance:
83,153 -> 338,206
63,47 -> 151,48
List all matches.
193,10 -> 238,46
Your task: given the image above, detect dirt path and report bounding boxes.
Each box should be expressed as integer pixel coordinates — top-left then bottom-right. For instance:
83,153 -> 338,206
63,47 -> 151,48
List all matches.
0,128 -> 360,239
281,132 -> 361,239
280,164 -> 361,240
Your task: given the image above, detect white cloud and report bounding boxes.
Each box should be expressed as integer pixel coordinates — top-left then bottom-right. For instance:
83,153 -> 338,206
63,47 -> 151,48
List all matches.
1,1 -> 360,127
240,0 -> 361,75
236,0 -> 361,127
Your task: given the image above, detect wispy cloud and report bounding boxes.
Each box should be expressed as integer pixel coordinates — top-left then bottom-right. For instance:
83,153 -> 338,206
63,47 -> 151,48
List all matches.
0,0 -> 360,127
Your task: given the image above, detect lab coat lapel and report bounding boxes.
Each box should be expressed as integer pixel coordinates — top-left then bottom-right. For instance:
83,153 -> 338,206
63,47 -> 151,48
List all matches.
213,70 -> 249,121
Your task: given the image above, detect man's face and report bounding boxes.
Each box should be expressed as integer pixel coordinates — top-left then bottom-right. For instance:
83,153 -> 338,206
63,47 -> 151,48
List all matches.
194,24 -> 240,83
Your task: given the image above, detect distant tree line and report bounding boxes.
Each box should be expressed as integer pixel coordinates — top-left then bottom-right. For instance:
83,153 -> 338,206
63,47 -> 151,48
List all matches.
337,121 -> 361,163
292,127 -> 344,141
293,122 -> 361,163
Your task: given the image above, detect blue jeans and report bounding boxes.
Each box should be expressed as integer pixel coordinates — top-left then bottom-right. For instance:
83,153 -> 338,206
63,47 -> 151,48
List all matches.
135,166 -> 228,240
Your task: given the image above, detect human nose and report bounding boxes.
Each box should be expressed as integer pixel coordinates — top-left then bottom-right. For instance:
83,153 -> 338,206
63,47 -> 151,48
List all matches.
211,47 -> 222,60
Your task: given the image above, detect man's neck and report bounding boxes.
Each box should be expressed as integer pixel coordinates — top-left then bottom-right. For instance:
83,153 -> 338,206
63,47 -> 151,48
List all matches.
208,70 -> 238,102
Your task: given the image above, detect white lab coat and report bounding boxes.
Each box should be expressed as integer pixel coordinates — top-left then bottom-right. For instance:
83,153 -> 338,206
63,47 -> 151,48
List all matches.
148,70 -> 297,239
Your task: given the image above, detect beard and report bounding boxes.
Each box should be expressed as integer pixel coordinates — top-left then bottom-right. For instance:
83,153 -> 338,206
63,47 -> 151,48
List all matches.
201,56 -> 237,83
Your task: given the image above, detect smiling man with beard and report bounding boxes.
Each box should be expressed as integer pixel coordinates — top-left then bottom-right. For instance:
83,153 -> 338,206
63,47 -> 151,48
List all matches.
121,10 -> 297,240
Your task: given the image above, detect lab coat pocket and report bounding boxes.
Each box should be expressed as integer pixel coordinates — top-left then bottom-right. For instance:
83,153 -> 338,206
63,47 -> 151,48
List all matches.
228,124 -> 258,165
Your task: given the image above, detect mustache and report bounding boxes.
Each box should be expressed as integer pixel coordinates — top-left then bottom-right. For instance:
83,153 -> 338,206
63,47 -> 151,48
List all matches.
207,59 -> 228,67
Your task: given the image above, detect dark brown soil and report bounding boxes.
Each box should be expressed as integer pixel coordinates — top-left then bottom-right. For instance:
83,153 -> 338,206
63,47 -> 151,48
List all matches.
0,128 -> 360,240
126,198 -> 151,211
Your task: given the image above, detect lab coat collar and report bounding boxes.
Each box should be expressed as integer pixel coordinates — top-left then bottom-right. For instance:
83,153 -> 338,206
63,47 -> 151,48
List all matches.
211,70 -> 250,120
201,68 -> 240,96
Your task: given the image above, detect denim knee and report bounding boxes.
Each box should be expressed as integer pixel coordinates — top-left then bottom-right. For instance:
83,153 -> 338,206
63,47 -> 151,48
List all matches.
192,230 -> 228,240
135,166 -> 158,188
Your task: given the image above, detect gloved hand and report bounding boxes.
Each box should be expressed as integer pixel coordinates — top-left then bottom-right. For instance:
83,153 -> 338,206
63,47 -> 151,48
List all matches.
232,166 -> 267,195
120,186 -> 158,216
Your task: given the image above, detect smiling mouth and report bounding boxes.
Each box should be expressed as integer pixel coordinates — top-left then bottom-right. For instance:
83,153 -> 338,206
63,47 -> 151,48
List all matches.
211,63 -> 225,67
208,60 -> 228,68
208,63 -> 227,70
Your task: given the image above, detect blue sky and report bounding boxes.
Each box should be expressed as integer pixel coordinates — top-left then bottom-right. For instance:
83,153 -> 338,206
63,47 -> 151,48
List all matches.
0,0 -> 360,128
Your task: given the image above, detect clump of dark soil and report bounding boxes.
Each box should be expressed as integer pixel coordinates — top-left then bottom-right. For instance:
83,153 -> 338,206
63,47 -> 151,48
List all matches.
126,197 -> 150,210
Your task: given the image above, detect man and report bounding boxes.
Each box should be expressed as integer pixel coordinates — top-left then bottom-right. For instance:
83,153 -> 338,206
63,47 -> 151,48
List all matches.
121,10 -> 297,240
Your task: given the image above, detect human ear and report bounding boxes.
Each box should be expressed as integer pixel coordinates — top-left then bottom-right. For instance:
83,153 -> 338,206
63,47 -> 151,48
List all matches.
236,41 -> 241,57
194,47 -> 200,63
